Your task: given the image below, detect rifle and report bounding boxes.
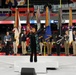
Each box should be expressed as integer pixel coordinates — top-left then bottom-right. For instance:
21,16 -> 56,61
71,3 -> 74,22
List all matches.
56,35 -> 64,44
45,35 -> 52,41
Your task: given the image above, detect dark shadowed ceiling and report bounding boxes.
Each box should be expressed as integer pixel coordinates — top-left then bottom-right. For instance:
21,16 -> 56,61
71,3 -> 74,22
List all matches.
29,0 -> 73,5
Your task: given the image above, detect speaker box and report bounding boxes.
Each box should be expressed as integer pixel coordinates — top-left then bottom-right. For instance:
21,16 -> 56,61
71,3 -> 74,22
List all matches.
21,68 -> 36,75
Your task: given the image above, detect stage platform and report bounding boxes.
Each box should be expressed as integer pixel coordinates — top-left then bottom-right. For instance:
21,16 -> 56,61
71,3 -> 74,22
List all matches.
0,56 -> 76,75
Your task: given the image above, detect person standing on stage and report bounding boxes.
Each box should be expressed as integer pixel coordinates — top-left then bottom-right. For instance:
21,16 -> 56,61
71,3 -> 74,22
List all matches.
45,36 -> 52,55
21,30 -> 27,55
4,31 -> 12,55
12,31 -> 18,55
72,31 -> 76,56
64,30 -> 69,56
39,36 -> 43,55
4,31 -> 11,46
37,26 -> 45,55
28,27 -> 40,62
55,34 -> 62,56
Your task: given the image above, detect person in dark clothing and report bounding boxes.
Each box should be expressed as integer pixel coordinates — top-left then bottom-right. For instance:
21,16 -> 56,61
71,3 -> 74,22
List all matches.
28,27 -> 40,62
5,0 -> 12,8
21,31 -> 27,55
8,0 -> 12,8
5,0 -> 17,8
55,35 -> 62,56
14,0 -> 18,7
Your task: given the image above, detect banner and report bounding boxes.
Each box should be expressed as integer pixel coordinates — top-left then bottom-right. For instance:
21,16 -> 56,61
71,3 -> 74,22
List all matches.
44,6 -> 52,41
13,8 -> 21,46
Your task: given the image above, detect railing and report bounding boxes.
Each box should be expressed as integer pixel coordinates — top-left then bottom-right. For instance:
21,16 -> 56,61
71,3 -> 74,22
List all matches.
0,8 -> 11,14
0,7 -> 34,16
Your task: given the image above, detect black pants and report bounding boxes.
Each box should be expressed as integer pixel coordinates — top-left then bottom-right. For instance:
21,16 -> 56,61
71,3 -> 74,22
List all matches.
5,41 -> 12,55
56,44 -> 60,56
30,47 -> 37,62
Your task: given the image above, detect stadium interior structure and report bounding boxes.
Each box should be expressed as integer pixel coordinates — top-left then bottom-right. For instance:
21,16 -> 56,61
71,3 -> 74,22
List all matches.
1,0 -> 76,75
0,0 -> 76,56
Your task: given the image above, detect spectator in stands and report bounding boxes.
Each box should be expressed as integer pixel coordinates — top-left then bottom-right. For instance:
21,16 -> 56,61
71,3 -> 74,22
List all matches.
5,0 -> 17,8
13,0 -> 17,7
4,31 -> 12,55
72,31 -> 76,56
5,0 -> 13,8
21,30 -> 27,55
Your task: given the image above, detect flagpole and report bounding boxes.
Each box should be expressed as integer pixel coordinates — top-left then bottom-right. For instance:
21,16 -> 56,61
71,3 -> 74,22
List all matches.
28,0 -> 29,12
45,6 -> 49,27
36,6 -> 41,31
27,0 -> 30,27
69,7 -> 73,44
58,0 -> 62,35
60,0 -> 62,8
14,8 -> 20,47
69,7 -> 72,27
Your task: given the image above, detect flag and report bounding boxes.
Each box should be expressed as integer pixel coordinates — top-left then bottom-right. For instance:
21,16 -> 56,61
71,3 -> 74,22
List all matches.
44,26 -> 52,41
69,27 -> 73,44
44,6 -> 52,41
13,8 -> 21,46
36,6 -> 41,30
69,7 -> 73,44
18,10 -> 21,34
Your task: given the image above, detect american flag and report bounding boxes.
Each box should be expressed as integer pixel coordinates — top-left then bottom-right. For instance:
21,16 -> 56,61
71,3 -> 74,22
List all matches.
13,8 -> 21,46
36,7 -> 41,30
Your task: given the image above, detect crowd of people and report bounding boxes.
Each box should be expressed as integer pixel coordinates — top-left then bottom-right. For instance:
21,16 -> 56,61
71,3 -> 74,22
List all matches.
5,0 -> 26,8
0,26 -> 76,57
